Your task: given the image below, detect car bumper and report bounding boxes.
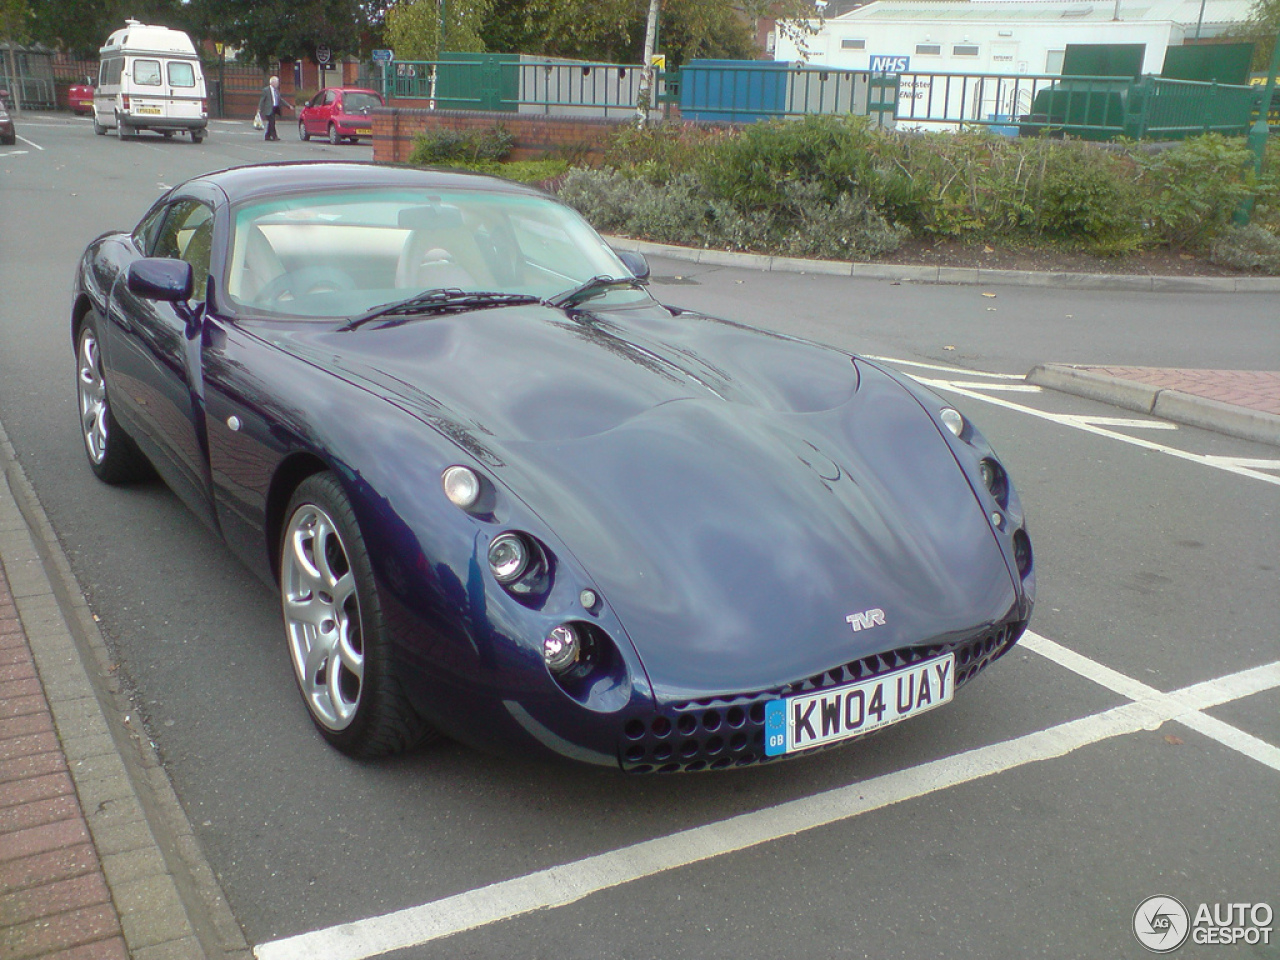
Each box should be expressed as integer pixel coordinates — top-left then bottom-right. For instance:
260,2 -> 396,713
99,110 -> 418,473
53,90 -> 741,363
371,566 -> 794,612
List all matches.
122,114 -> 207,132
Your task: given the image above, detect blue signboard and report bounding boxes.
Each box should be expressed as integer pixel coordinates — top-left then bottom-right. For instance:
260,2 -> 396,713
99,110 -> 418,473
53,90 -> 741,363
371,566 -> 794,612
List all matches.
371,48 -> 394,63
870,55 -> 910,74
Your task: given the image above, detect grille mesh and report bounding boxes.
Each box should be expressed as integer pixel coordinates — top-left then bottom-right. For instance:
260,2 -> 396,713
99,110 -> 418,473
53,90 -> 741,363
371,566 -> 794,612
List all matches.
619,619 -> 1026,773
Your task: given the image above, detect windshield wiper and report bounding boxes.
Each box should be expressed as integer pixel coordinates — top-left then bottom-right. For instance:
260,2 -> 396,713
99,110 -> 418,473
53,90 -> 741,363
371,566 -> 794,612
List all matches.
548,275 -> 644,309
341,289 -> 543,331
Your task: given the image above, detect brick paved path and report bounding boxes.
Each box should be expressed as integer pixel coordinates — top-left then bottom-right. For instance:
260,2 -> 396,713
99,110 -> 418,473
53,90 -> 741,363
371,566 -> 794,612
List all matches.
0,562 -> 129,960
1073,367 -> 1280,417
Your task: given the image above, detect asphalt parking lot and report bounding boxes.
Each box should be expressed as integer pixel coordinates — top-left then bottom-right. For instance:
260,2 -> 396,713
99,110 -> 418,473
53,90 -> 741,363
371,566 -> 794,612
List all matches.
0,115 -> 1276,960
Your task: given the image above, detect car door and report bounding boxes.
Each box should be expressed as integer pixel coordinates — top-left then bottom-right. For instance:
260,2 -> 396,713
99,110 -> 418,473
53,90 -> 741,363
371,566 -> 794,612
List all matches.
107,194 -> 218,528
303,90 -> 325,135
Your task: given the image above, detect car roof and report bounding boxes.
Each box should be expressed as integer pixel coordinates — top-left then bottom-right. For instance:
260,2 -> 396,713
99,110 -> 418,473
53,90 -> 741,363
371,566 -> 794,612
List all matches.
186,162 -> 545,205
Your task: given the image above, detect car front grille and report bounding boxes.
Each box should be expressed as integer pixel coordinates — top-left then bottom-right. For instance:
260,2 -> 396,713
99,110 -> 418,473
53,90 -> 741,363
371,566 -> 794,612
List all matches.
618,618 -> 1027,773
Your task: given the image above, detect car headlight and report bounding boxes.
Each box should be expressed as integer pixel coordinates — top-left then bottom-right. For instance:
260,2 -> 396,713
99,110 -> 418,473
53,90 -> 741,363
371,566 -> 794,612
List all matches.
441,465 -> 481,509
488,532 -> 531,583
543,624 -> 581,674
939,407 -> 965,438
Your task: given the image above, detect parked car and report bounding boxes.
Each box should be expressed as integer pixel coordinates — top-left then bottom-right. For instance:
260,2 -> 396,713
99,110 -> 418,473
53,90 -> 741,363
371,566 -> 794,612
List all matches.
93,20 -> 207,142
297,87 -> 382,144
70,162 -> 1034,770
68,76 -> 95,115
0,100 -> 15,145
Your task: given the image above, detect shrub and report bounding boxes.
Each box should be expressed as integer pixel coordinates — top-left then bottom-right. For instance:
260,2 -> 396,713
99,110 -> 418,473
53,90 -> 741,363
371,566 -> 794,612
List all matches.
408,124 -> 514,166
1209,224 -> 1280,273
1135,135 -> 1256,248
1036,144 -> 1144,254
428,158 -> 569,184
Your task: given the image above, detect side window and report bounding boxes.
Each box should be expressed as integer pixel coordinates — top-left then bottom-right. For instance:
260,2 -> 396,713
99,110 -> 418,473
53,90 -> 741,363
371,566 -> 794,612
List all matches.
133,203 -> 170,255
133,59 -> 162,86
309,92 -> 325,108
167,61 -> 195,88
324,90 -> 338,106
100,57 -> 123,86
153,200 -> 215,296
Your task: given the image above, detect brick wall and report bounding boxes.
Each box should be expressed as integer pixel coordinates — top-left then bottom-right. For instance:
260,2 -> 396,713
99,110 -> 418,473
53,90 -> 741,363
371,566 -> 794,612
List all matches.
372,107 -> 635,164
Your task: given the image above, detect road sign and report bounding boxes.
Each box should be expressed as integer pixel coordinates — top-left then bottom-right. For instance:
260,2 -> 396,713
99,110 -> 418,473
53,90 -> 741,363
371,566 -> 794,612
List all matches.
372,48 -> 394,63
316,45 -> 331,65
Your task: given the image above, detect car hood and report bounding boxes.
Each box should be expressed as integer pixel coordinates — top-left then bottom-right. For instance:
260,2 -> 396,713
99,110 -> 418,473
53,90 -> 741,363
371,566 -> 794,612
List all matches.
271,303 -> 1019,697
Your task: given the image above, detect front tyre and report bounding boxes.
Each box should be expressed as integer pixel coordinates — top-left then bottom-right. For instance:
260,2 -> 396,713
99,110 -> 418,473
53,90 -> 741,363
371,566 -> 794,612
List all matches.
76,316 -> 151,484
280,473 -> 433,757
327,123 -> 340,145
298,119 -> 310,141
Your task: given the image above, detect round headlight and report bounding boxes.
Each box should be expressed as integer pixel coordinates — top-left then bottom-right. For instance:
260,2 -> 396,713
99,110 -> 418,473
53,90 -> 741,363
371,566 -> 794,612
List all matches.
544,624 -> 581,673
940,407 -> 965,438
488,532 -> 530,583
441,465 -> 481,509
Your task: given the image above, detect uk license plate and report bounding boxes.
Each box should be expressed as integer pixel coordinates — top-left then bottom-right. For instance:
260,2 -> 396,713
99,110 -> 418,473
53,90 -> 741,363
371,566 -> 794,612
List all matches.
764,653 -> 955,756
135,105 -> 161,115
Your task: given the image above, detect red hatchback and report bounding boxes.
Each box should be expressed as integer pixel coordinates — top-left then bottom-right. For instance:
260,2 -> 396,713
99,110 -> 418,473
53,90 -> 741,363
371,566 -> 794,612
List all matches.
297,87 -> 383,144
68,77 -> 95,115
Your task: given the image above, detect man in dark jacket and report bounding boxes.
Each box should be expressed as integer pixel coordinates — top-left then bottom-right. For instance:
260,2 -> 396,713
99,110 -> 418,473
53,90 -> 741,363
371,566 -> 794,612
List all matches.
258,76 -> 288,141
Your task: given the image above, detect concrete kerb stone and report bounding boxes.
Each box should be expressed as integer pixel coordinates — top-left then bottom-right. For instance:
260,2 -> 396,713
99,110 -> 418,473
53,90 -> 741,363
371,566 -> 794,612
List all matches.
1027,363 -> 1280,448
0,418 -> 251,960
1153,390 -> 1280,447
608,235 -> 1280,292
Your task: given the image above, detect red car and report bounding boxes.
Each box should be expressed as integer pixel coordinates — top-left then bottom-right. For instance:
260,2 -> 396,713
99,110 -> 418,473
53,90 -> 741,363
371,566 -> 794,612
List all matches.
68,77 -> 95,115
297,87 -> 382,144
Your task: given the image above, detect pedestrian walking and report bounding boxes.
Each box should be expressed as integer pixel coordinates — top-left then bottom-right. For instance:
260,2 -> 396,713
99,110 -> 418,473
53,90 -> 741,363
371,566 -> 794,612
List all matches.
258,75 -> 289,141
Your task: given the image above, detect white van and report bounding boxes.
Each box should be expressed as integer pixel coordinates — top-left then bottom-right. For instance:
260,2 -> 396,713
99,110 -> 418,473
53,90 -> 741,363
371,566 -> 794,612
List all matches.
94,20 -> 207,142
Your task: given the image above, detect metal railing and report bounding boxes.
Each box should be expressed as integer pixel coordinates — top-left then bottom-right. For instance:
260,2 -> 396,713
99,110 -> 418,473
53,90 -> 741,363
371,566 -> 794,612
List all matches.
360,58 -> 666,117
358,56 -> 1265,141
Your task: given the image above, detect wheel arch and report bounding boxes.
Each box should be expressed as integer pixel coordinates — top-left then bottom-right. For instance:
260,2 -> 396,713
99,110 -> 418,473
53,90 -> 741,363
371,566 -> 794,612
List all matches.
265,452 -> 330,583
71,294 -> 96,350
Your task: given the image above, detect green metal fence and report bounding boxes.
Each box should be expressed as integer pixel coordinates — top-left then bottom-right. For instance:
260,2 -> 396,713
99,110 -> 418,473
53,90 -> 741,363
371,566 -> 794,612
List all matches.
360,58 -> 663,117
359,57 -> 1266,140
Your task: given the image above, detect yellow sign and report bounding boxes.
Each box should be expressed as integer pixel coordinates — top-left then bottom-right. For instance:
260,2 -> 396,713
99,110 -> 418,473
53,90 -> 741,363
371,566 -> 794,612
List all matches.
651,54 -> 666,71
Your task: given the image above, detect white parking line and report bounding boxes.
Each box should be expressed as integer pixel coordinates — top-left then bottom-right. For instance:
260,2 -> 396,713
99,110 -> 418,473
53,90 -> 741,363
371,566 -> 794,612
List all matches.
15,134 -> 43,150
254,637 -> 1280,960
865,355 -> 1028,379
908,373 -> 1280,488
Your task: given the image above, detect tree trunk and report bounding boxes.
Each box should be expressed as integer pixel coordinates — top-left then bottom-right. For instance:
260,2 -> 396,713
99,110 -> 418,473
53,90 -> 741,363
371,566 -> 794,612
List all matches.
634,0 -> 660,126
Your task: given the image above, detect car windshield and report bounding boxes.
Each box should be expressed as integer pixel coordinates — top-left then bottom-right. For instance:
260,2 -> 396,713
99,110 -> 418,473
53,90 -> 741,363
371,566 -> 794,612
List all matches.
343,92 -> 382,113
224,187 -> 642,319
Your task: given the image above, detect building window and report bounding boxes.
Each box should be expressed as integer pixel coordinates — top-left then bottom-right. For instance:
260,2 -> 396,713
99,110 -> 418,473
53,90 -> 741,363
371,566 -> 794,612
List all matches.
841,38 -> 867,50
915,43 -> 942,56
953,44 -> 980,57
1045,49 -> 1065,74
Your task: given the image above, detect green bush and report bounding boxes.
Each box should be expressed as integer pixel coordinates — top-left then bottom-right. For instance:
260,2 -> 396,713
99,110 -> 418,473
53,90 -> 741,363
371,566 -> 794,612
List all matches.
1036,145 -> 1144,254
408,124 -> 514,165
1136,135 -> 1255,248
1210,224 -> 1280,273
429,158 -> 569,184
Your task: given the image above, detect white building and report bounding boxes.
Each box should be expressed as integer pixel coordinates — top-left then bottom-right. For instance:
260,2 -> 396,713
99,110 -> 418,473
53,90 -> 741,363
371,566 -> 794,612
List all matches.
775,0 -> 1255,77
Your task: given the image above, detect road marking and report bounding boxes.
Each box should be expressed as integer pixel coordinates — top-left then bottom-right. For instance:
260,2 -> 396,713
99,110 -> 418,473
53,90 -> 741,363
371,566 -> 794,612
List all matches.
908,373 -> 1280,488
15,134 -> 43,150
1054,415 -> 1179,431
254,637 -> 1280,960
865,355 -> 1027,379
1202,456 -> 1280,470
0,149 -> 28,157
951,382 -> 1043,393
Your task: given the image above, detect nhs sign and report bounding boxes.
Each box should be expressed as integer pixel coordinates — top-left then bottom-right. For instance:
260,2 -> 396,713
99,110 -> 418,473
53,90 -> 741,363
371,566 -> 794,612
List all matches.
870,55 -> 910,74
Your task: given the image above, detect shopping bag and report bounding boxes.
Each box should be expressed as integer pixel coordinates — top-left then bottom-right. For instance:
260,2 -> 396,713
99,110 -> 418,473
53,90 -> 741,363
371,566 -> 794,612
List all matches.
253,112 -> 264,130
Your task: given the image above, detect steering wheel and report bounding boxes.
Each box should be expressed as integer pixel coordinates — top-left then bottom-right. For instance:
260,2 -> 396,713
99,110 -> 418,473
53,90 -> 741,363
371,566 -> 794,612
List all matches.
257,267 -> 356,305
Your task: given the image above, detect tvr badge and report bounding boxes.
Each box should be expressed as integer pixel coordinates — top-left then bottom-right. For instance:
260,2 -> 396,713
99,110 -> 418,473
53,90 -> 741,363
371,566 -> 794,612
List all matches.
846,608 -> 886,632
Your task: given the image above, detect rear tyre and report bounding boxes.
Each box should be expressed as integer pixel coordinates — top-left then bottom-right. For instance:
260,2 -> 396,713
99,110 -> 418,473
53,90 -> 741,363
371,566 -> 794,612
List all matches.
76,315 -> 152,484
93,113 -> 106,135
298,119 -> 310,141
115,115 -> 132,140
280,472 -> 434,757
327,123 -> 340,145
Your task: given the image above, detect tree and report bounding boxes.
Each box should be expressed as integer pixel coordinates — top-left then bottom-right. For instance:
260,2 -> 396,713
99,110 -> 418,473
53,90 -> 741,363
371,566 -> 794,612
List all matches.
1241,0 -> 1280,70
1,0 -> 30,112
386,0 -> 492,59
26,0 -> 194,58
188,0 -> 363,67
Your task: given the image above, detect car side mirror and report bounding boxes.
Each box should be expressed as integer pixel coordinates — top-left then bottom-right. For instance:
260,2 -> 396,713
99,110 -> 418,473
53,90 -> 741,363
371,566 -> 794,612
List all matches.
617,250 -> 650,283
128,258 -> 194,303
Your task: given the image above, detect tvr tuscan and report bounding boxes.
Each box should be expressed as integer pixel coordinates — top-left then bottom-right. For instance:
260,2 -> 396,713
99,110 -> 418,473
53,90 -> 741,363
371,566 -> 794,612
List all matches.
72,162 -> 1034,771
